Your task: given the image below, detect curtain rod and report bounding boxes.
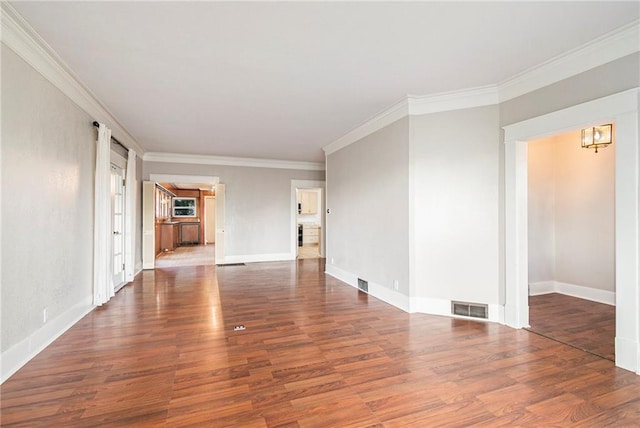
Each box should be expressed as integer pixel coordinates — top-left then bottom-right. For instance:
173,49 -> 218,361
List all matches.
92,121 -> 129,152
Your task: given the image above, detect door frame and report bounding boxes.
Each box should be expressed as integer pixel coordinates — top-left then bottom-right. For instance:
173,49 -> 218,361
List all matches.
503,88 -> 639,373
111,152 -> 127,292
143,174 -> 222,269
291,180 -> 326,259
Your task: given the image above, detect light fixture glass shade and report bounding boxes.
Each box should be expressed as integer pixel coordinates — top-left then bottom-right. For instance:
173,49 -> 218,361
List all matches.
581,124 -> 613,153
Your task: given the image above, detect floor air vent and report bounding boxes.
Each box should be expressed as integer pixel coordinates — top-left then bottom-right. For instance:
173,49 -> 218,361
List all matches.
357,278 -> 368,293
452,301 -> 488,319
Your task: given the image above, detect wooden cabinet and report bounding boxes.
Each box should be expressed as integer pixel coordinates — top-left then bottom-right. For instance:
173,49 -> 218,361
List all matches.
159,223 -> 179,252
298,190 -> 318,215
180,223 -> 200,245
302,224 -> 320,245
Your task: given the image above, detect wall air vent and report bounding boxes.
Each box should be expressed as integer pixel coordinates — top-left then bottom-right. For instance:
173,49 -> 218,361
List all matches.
357,278 -> 368,293
452,301 -> 488,319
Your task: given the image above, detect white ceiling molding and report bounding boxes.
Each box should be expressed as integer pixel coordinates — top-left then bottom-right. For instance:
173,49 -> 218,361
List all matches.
0,2 -> 144,155
323,97 -> 410,156
497,19 -> 640,102
407,85 -> 499,116
324,19 -> 639,157
143,152 -> 325,171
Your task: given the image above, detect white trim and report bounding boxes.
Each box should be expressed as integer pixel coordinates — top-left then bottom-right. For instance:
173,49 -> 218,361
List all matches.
148,174 -> 220,186
144,152 -> 325,171
221,252 -> 294,265
410,297 -> 451,317
528,281 -> 556,296
0,3 -> 144,155
529,281 -> 616,306
1,298 -> 94,384
323,21 -> 638,157
503,89 -> 639,141
407,85 -> 499,116
323,97 -> 409,156
291,180 -> 326,260
325,265 -> 410,312
498,20 -> 640,102
503,88 -> 640,373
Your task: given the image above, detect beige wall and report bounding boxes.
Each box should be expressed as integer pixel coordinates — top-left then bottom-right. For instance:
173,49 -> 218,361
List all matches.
1,46 -> 95,352
411,105 -> 501,304
529,131 -> 615,291
143,161 -> 324,258
326,117 -> 410,295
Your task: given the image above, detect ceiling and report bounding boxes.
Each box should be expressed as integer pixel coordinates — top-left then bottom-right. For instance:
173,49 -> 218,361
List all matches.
9,1 -> 639,163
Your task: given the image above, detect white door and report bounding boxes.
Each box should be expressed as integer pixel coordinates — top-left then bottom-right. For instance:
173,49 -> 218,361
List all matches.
215,184 -> 225,264
205,196 -> 216,244
111,164 -> 126,290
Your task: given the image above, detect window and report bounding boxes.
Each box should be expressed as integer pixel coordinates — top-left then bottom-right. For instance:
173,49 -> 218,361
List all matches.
173,197 -> 197,217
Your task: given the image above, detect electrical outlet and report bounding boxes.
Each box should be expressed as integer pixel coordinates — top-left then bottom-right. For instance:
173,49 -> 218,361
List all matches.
393,280 -> 399,291
43,307 -> 48,323
331,257 -> 334,264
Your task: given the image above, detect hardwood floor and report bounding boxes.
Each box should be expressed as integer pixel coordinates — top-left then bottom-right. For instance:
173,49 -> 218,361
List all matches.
155,245 -> 215,268
2,260 -> 640,426
528,293 -> 615,361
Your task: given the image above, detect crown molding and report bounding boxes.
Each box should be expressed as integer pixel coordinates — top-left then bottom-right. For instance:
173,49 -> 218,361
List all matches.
323,97 -> 410,156
324,19 -> 639,156
143,152 -> 325,171
323,86 -> 498,156
498,19 -> 640,102
407,85 -> 499,116
1,2 -> 145,155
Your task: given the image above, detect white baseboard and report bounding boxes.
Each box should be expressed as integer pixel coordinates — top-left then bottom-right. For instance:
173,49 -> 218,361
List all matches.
528,281 -> 556,296
1,298 -> 95,384
325,265 -> 502,321
325,265 -> 410,312
529,280 -> 615,306
222,252 -> 294,265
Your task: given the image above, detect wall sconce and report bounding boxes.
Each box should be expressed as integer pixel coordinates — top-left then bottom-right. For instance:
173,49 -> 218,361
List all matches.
581,124 -> 613,153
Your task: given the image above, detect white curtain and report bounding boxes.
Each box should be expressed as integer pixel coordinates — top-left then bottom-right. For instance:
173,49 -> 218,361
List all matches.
93,123 -> 114,306
124,149 -> 137,282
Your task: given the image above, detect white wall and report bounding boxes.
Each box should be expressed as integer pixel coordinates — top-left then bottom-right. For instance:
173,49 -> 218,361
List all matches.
325,117 -> 410,297
143,161 -> 324,261
528,130 -> 615,292
1,46 -> 95,374
411,106 -> 501,305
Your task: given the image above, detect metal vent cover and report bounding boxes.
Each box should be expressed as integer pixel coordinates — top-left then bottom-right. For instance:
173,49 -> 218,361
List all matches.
452,301 -> 488,319
357,278 -> 368,293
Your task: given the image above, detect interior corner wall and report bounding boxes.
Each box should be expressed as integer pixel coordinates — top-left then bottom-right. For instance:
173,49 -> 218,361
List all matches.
527,137 -> 557,284
142,161 -> 324,260
325,117 -> 410,296
1,46 -> 95,369
410,105 -> 501,304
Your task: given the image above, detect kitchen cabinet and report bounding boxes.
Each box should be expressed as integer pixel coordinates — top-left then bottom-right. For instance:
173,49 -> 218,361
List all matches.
298,190 -> 318,215
180,223 -> 200,245
159,223 -> 179,252
302,224 -> 320,245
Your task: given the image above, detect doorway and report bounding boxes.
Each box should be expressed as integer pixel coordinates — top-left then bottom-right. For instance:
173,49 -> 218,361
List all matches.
526,129 -> 615,360
142,175 -> 223,269
503,89 -> 640,372
111,163 -> 126,291
291,180 -> 326,260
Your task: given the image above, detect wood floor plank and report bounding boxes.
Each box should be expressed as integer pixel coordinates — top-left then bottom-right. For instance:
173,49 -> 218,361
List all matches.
1,250 -> 639,426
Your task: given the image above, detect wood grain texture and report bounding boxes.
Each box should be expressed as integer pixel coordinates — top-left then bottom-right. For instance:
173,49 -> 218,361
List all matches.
2,259 -> 639,426
529,293 -> 615,360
